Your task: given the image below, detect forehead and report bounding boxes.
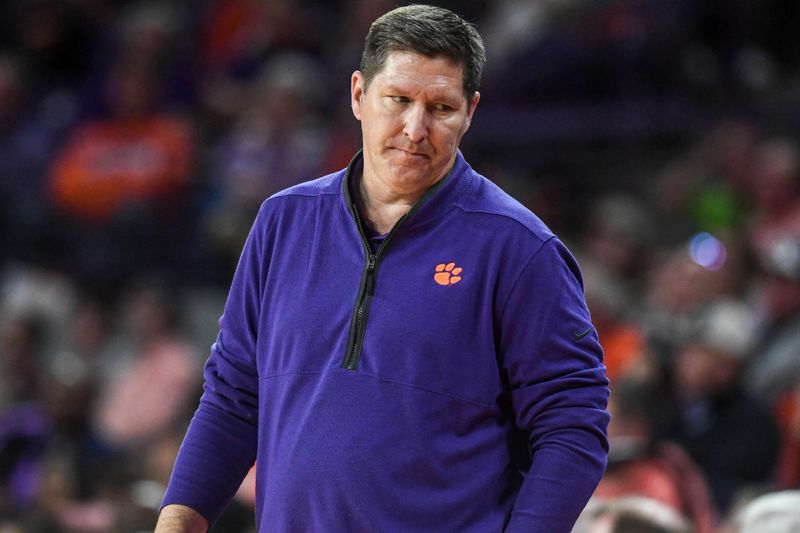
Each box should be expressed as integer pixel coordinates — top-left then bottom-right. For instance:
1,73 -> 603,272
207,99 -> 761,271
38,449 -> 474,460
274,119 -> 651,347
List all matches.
372,51 -> 466,98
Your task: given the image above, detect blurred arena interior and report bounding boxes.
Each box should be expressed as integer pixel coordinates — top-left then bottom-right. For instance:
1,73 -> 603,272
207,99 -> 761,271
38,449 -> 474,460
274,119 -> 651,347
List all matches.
1,1 -> 800,531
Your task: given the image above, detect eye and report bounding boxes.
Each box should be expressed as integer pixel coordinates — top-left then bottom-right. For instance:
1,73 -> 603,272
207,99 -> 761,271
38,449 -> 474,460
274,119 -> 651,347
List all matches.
389,95 -> 410,104
432,103 -> 454,113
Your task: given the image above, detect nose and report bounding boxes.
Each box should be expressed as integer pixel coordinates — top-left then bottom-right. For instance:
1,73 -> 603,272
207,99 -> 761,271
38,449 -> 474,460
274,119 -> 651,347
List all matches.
402,105 -> 428,144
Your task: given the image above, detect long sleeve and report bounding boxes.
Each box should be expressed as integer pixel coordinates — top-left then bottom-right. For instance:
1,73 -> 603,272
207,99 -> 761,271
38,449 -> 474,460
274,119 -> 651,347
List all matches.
500,237 -> 610,533
161,205 -> 268,526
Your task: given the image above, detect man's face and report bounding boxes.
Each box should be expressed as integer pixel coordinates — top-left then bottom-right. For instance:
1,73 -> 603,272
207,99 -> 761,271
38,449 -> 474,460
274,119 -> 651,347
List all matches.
351,51 -> 479,196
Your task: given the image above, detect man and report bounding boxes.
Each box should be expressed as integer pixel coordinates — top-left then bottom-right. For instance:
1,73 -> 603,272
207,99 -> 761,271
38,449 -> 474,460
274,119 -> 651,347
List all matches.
157,5 -> 609,532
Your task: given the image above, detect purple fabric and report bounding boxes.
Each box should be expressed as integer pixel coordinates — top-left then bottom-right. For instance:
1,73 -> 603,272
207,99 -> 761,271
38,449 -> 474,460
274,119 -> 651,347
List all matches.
0,405 -> 50,507
163,152 -> 609,532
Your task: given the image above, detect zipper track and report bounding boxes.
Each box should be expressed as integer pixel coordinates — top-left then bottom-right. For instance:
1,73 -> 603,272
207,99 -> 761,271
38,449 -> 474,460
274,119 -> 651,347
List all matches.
342,245 -> 374,370
341,205 -> 403,370
340,155 -> 453,370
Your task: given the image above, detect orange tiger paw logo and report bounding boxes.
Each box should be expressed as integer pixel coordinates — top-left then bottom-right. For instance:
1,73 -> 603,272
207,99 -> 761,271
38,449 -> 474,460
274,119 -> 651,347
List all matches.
434,262 -> 462,286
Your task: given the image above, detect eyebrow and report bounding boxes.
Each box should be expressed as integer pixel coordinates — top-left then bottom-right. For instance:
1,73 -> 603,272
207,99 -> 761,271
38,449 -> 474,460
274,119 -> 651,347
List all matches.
381,83 -> 463,105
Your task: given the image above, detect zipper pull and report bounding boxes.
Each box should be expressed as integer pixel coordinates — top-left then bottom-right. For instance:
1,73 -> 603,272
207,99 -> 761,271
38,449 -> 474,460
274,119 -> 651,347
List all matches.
365,254 -> 376,295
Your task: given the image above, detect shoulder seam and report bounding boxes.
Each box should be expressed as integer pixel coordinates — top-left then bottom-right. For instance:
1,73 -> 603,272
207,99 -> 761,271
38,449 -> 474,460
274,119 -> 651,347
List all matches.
266,190 -> 339,202
452,204 -> 553,243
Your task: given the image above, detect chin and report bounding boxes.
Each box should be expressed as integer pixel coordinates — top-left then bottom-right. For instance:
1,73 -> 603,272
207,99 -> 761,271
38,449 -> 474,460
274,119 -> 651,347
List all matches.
393,163 -> 438,182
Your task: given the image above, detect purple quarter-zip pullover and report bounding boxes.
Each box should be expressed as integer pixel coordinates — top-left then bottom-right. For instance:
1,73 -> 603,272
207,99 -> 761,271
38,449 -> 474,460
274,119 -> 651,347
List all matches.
162,151 -> 609,532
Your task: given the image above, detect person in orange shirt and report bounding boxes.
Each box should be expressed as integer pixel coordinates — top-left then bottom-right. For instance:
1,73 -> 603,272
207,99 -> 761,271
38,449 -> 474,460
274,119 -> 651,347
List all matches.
47,58 -> 195,288
49,60 -> 193,224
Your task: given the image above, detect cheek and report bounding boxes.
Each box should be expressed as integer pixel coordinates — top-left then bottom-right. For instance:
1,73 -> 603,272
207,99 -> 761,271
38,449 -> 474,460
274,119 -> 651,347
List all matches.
360,118 -> 383,149
364,113 -> 400,142
431,122 -> 464,149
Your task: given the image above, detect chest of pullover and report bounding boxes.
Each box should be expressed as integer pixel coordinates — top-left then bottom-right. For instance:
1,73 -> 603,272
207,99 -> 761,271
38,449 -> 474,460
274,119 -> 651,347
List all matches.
163,152 -> 610,533
255,155 -> 526,405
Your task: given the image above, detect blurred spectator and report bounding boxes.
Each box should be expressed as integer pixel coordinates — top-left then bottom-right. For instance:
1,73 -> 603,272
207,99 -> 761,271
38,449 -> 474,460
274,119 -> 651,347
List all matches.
481,0 -> 567,67
41,298 -> 112,495
50,60 -> 193,224
76,2 -> 196,119
746,232 -> 800,403
200,51 -> 330,276
0,405 -> 49,518
743,139 -> 800,401
197,0 -> 327,129
47,298 -> 112,384
647,238 -> 744,317
583,193 -> 655,283
573,496 -> 693,533
641,234 -> 746,362
669,298 -> 780,512
654,119 -> 756,239
321,0 -> 395,90
729,490 -> 800,533
773,382 -> 800,489
595,378 -> 716,532
92,279 -> 198,449
47,57 -> 195,289
0,312 -> 50,521
738,144 -> 800,492
1,0 -> 800,529
208,50 -> 328,197
746,138 -> 800,256
0,313 -> 47,405
199,0 -> 324,77
582,261 -> 646,383
579,192 -> 655,381
0,53 -> 68,264
0,0 -> 96,94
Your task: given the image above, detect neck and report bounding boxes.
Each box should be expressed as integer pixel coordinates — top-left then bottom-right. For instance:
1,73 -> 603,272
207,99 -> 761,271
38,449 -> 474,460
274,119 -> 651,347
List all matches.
357,174 -> 422,234
355,154 -> 456,234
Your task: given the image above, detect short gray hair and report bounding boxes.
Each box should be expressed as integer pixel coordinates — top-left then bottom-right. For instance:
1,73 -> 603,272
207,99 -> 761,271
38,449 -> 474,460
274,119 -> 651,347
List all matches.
360,4 -> 486,101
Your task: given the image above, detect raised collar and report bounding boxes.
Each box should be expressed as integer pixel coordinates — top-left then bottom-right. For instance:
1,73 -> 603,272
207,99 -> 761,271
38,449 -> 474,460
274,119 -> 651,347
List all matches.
339,149 -> 472,230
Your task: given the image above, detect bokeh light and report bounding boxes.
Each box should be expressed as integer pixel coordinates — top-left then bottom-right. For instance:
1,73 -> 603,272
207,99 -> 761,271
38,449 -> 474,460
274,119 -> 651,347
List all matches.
689,232 -> 727,271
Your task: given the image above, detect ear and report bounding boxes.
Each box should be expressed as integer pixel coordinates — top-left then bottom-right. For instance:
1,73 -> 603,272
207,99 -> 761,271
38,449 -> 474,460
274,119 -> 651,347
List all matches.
351,71 -> 365,121
464,91 -> 480,131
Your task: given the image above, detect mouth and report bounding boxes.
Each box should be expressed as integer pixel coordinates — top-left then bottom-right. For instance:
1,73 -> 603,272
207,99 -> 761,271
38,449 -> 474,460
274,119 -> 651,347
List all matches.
391,147 -> 429,159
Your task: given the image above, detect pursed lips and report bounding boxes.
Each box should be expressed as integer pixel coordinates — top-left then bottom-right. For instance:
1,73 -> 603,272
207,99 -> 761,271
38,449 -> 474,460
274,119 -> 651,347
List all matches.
390,147 -> 429,158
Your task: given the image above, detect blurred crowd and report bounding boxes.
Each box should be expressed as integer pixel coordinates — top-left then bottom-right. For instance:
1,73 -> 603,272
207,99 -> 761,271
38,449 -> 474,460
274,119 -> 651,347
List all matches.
1,0 -> 800,532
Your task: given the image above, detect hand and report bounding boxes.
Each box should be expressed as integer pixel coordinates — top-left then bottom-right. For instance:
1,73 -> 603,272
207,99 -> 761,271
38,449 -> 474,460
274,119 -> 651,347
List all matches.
154,504 -> 208,533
